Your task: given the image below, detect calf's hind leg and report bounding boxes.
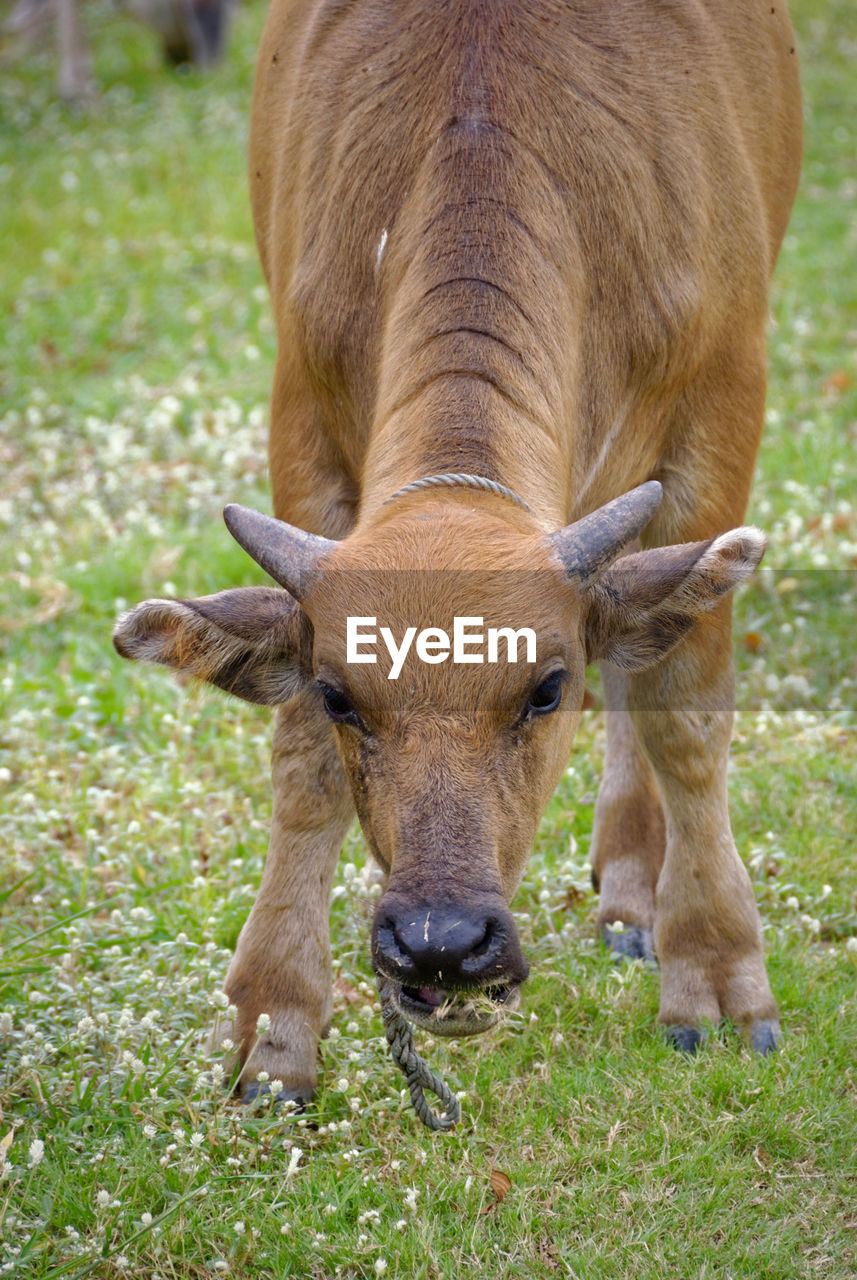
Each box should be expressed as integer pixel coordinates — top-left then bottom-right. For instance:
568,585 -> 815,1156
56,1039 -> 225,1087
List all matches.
222,688 -> 355,1102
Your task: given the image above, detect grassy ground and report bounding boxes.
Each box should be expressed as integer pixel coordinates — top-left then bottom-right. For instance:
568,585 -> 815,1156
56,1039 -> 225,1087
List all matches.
1,1 -> 855,1277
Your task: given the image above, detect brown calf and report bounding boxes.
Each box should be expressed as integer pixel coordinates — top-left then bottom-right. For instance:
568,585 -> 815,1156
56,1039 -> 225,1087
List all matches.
114,0 -> 802,1102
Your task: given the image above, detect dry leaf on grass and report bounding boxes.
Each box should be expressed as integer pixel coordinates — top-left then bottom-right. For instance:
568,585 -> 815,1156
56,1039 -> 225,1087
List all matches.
479,1167 -> 512,1213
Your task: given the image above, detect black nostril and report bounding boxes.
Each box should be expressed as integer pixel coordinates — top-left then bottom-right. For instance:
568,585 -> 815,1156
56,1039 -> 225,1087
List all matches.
469,917 -> 498,959
460,918 -> 506,976
374,916 -> 418,977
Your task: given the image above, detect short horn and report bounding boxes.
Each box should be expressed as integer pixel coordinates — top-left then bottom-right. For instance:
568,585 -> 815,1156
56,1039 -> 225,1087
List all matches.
223,504 -> 336,601
548,481 -> 663,585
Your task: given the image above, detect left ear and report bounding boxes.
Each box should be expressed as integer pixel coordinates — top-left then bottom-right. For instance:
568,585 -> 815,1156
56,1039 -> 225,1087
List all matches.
583,528 -> 766,671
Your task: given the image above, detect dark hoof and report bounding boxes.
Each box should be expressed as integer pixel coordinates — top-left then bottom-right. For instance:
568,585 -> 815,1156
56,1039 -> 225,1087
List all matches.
241,1082 -> 309,1110
665,1024 -> 704,1054
601,924 -> 656,966
748,1019 -> 780,1055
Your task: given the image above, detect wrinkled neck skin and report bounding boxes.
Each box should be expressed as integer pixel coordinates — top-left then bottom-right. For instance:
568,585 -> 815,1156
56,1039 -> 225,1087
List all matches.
357,115 -> 580,532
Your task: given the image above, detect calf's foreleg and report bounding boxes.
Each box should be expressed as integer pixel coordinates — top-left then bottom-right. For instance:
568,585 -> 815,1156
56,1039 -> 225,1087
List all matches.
591,661 -> 665,965
629,603 -> 778,1052
223,689 -> 355,1101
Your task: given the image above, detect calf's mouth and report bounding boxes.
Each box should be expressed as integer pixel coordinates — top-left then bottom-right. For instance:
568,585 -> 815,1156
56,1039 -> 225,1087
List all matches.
381,976 -> 522,1036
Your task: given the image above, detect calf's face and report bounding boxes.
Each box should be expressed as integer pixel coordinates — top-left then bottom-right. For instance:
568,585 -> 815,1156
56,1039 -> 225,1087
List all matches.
304,520 -> 589,1033
113,484 -> 765,1034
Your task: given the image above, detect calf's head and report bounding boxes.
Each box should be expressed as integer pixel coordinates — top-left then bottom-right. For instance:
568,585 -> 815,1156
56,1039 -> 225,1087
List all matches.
113,480 -> 765,1034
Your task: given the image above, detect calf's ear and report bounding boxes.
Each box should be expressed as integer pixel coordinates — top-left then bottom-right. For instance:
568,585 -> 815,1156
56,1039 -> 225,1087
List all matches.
113,586 -> 313,705
584,527 -> 766,672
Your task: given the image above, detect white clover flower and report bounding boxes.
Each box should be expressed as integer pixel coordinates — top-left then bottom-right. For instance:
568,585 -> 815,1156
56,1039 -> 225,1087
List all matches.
255,1013 -> 271,1035
76,1016 -> 96,1035
270,1079 -> 283,1094
234,1221 -> 245,1236
28,1139 -> 44,1166
286,1146 -> 303,1178
846,938 -> 857,955
143,1124 -> 157,1140
96,1189 -> 111,1208
190,1133 -> 205,1149
404,1187 -> 419,1212
374,1260 -> 388,1275
786,897 -> 800,911
141,1212 -> 154,1227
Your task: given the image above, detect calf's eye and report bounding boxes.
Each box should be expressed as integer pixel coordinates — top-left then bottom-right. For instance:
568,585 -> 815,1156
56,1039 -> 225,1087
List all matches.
318,682 -> 362,727
526,671 -> 566,717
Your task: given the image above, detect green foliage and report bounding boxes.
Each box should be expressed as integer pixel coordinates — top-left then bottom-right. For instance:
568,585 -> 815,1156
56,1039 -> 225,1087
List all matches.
1,1 -> 855,1276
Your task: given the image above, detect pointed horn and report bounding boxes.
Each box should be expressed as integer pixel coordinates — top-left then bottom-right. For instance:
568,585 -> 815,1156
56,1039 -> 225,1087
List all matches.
548,481 -> 663,585
223,504 -> 336,601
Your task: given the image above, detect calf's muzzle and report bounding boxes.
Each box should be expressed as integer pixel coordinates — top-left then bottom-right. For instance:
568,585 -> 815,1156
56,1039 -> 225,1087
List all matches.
372,891 -> 529,1036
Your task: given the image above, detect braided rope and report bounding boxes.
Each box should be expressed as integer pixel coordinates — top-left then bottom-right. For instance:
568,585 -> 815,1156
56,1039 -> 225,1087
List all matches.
378,981 -> 461,1132
381,473 -> 532,513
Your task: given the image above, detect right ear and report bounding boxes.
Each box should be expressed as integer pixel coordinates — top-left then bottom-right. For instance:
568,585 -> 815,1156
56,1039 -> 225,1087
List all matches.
113,587 -> 313,706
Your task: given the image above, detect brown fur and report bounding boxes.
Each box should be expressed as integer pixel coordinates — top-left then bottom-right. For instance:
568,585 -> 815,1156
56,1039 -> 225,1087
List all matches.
115,0 -> 801,1091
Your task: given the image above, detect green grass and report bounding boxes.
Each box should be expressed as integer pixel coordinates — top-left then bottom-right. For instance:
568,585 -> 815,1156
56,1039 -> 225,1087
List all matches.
1,1 -> 856,1277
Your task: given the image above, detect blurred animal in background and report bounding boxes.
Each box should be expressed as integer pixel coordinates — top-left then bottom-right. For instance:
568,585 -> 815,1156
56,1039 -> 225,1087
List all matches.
3,0 -> 232,99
